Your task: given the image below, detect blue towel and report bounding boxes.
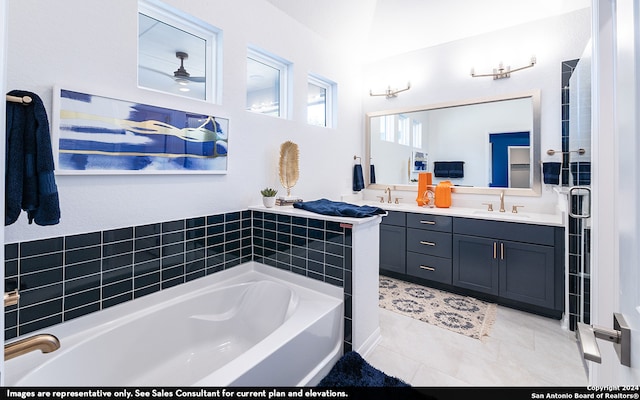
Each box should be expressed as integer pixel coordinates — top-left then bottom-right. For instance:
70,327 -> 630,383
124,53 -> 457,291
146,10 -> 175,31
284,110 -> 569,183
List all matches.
353,164 -> 365,191
370,164 -> 376,184
542,162 -> 561,184
6,90 -> 61,226
293,198 -> 386,218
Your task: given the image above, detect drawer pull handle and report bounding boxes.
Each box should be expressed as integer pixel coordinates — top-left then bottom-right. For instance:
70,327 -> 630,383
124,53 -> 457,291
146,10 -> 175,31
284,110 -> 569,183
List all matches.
419,265 -> 435,271
420,220 -> 436,225
420,241 -> 436,246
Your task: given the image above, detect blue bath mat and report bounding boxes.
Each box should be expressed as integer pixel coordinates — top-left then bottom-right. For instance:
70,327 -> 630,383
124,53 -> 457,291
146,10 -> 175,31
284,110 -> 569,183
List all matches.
317,351 -> 409,387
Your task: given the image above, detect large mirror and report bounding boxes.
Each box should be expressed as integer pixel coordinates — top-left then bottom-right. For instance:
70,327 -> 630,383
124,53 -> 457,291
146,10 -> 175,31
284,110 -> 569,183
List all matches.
366,90 -> 541,196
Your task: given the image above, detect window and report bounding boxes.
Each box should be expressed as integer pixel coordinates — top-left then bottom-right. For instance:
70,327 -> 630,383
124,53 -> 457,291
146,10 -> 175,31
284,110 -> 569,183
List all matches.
138,0 -> 220,102
398,115 -> 410,146
307,74 -> 335,127
246,47 -> 291,118
412,120 -> 423,148
380,115 -> 394,142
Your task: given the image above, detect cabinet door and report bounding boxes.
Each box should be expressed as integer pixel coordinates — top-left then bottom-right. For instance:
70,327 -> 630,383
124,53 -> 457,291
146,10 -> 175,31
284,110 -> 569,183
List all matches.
453,235 -> 499,295
380,223 -> 406,274
499,241 -> 555,308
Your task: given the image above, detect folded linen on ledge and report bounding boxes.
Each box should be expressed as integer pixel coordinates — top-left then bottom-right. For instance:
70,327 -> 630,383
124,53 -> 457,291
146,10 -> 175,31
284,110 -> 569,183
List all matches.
293,198 -> 386,218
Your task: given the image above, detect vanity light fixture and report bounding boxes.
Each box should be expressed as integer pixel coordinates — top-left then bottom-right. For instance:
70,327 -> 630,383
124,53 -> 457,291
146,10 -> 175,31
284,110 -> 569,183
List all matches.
369,82 -> 411,98
471,56 -> 537,80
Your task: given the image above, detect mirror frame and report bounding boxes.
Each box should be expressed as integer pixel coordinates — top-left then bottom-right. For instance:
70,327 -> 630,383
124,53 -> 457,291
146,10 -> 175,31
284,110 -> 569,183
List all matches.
365,89 -> 541,197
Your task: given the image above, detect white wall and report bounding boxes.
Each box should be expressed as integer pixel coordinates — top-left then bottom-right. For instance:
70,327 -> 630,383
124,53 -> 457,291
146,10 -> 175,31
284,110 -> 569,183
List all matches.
4,0 -> 364,243
362,8 -> 591,207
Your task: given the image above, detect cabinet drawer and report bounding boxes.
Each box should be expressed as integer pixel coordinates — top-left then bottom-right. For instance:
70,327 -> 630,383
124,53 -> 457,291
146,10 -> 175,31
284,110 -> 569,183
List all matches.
406,213 -> 452,232
407,228 -> 452,258
453,217 -> 555,246
407,252 -> 452,284
381,210 -> 406,227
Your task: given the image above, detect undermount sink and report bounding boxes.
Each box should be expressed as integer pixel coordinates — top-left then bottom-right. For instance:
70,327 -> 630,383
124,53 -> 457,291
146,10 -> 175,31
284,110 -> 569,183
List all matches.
472,210 -> 531,219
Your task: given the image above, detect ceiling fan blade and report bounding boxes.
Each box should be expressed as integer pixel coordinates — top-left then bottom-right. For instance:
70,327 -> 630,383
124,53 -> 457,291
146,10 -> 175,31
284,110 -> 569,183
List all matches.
139,65 -> 174,78
185,76 -> 206,83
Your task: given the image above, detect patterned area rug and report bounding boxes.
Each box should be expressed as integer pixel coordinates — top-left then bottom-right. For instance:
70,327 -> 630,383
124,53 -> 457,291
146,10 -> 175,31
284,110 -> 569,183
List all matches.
379,276 -> 497,340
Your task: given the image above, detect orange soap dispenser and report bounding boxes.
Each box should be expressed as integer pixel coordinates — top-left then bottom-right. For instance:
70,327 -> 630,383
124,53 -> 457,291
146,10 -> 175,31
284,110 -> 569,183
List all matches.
416,172 -> 433,206
434,180 -> 453,208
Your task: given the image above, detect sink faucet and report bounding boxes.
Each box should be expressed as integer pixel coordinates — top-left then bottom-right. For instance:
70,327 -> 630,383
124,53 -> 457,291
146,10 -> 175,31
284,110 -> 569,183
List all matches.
499,191 -> 506,212
5,334 -> 60,361
384,187 -> 392,203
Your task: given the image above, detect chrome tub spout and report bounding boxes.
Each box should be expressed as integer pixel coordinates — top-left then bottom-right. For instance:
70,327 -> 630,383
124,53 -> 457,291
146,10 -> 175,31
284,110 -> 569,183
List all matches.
5,334 -> 60,361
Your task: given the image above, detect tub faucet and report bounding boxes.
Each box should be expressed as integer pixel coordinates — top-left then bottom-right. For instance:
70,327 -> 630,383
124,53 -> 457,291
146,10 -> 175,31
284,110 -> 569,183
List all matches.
5,334 -> 60,361
499,191 -> 505,212
384,187 -> 392,203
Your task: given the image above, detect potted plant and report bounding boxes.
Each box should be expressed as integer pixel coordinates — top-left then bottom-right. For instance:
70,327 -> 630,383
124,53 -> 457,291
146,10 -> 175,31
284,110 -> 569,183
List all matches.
260,187 -> 278,208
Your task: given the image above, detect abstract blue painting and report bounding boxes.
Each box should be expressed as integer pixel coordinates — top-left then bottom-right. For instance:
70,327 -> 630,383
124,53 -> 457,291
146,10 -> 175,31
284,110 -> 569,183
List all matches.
54,89 -> 228,174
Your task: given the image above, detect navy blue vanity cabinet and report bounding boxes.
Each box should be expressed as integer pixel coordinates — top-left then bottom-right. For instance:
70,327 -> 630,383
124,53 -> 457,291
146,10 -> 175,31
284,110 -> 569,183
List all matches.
453,217 -> 562,313
405,213 -> 453,284
379,210 -> 406,274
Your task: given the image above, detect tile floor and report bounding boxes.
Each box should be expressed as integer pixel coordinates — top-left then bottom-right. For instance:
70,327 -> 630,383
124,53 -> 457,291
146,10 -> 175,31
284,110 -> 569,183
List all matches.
365,305 -> 589,386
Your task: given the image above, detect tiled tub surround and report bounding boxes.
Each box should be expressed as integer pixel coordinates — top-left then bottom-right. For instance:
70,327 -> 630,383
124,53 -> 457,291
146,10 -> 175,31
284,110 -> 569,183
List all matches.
6,263 -> 344,386
5,209 -> 360,352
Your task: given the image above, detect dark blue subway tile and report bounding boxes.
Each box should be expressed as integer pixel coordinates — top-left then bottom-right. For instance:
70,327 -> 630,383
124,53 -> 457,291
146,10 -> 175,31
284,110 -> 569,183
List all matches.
225,211 -> 241,222
308,219 -> 324,229
134,284 -> 160,299
66,246 -> 101,266
20,238 -> 63,258
103,266 -> 133,286
208,224 -> 224,236
19,299 -> 63,325
20,268 -> 63,290
19,283 -> 63,307
65,288 -> 100,310
20,252 -> 63,275
161,254 -> 184,269
162,242 -> 184,257
103,240 -> 133,257
65,274 -> 100,295
65,260 -> 101,280
162,231 -> 184,245
5,260 -> 18,277
135,223 -> 161,237
161,276 -> 183,290
187,217 -> 206,229
5,243 -> 18,260
135,236 -> 160,251
207,214 -> 224,225
186,228 -> 206,240
134,271 -> 160,289
65,232 -> 101,250
134,259 -> 160,276
162,220 -> 184,233
134,248 -> 160,264
102,253 -> 133,271
102,279 -> 132,300
103,292 -> 133,309
103,227 -> 133,243
20,314 -> 62,336
64,302 -> 100,322
326,254 -> 344,269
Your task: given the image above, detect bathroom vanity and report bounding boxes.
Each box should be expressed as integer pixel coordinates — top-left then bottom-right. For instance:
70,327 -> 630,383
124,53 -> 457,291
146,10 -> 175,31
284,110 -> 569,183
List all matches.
379,207 -> 564,319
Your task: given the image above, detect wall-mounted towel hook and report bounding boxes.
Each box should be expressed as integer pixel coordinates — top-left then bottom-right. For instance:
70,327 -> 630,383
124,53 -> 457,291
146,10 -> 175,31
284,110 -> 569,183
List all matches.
353,155 -> 362,163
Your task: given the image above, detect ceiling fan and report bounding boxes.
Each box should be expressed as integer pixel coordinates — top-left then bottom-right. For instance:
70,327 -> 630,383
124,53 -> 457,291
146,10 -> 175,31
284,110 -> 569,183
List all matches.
173,51 -> 206,83
172,51 -> 206,84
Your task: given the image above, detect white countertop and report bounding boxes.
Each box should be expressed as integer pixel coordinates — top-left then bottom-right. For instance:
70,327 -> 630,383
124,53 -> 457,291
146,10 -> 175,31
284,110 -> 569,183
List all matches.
349,200 -> 565,227
248,205 -> 383,226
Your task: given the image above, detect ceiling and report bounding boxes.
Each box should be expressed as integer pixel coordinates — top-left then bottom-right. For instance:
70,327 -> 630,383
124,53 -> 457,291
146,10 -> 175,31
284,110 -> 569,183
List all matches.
266,0 -> 591,63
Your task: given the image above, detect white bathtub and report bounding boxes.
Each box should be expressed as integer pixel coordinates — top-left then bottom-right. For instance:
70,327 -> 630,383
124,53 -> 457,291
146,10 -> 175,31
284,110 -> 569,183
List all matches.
4,262 -> 344,386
